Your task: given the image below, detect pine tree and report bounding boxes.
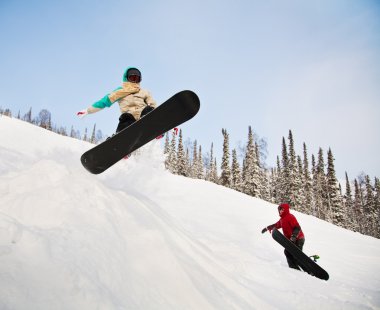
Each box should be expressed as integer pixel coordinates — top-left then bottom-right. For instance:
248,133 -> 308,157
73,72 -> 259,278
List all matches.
354,179 -> 364,233
220,129 -> 231,187
190,140 -> 199,178
297,155 -> 306,212
287,130 -> 299,208
231,149 -> 242,192
83,128 -> 88,142
58,126 -> 67,136
344,172 -> 357,231
311,154 -> 321,217
255,143 -> 262,198
327,148 -> 344,226
206,143 -> 214,181
303,143 -> 313,215
374,177 -> 380,238
24,107 -> 32,123
164,132 -> 170,154
90,124 -> 97,144
47,115 -> 52,131
261,169 -> 271,202
363,175 -> 375,235
166,131 -> 177,173
273,156 -> 282,204
242,126 -> 260,197
279,137 -> 291,203
208,143 -> 218,184
316,148 -> 329,221
197,145 -> 204,179
70,126 -> 76,138
176,129 -> 187,176
185,148 -> 191,177
269,167 -> 278,203
256,142 -> 269,200
96,130 -> 104,143
213,159 -> 218,184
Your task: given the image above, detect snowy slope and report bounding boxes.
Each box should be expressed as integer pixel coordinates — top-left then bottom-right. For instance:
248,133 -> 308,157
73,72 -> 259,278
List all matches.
0,115 -> 379,310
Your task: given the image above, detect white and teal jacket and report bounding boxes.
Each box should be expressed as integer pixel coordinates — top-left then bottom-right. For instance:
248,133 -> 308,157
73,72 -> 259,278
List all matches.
87,69 -> 156,120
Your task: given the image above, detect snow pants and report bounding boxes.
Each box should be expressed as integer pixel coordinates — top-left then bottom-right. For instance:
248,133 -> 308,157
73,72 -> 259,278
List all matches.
116,106 -> 154,133
284,238 -> 305,270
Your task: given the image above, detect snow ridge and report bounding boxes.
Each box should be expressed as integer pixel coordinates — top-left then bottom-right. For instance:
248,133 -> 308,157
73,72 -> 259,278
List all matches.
0,116 -> 379,310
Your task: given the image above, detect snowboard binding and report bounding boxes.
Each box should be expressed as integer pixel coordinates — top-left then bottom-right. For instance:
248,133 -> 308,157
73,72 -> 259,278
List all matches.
309,255 -> 320,262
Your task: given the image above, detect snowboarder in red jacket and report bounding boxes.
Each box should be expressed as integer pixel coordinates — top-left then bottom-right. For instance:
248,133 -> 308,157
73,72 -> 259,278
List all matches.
262,203 -> 305,270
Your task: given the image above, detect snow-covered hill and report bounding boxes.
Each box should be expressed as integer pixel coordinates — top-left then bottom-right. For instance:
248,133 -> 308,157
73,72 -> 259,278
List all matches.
0,115 -> 379,310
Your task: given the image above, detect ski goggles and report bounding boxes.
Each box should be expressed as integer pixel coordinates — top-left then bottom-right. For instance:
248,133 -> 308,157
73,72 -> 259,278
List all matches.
127,74 -> 141,83
125,68 -> 142,83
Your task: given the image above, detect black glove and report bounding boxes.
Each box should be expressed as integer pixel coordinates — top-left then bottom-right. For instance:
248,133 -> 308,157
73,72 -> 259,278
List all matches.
290,226 -> 300,243
261,227 -> 268,234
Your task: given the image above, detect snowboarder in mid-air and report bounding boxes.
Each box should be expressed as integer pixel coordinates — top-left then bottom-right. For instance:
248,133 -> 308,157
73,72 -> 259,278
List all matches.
78,67 -> 200,174
262,203 -> 305,270
77,67 -> 157,133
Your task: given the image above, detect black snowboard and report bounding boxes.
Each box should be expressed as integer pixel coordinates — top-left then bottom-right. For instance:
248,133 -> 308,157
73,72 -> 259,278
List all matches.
272,228 -> 329,281
81,90 -> 200,174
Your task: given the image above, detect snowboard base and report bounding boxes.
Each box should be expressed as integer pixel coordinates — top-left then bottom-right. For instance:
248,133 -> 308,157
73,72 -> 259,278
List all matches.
81,90 -> 200,174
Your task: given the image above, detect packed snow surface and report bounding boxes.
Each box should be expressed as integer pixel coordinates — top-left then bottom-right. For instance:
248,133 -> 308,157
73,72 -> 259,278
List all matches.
0,116 -> 379,309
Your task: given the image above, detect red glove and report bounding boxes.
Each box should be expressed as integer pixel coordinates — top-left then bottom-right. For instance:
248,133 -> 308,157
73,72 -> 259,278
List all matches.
77,109 -> 88,119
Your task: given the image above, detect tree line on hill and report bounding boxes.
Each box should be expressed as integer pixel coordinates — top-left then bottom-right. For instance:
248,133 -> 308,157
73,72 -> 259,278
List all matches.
164,127 -> 379,239
2,106 -> 379,239
1,107 -> 105,143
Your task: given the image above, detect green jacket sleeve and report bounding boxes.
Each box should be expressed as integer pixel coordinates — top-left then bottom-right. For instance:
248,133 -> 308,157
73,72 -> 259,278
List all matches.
92,94 -> 113,109
87,87 -> 122,114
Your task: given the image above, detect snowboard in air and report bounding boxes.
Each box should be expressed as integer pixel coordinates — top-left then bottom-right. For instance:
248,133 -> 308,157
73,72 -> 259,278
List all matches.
81,90 -> 200,174
272,228 -> 329,281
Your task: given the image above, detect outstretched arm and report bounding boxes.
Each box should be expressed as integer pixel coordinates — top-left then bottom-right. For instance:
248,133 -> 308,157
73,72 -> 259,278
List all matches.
77,82 -> 140,118
77,93 -> 115,118
261,221 -> 281,234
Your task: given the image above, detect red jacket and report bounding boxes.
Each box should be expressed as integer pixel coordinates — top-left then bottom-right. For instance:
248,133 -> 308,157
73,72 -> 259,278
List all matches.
268,204 -> 305,240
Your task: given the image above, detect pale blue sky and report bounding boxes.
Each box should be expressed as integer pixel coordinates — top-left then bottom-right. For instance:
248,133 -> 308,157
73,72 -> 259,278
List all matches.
1,0 -> 379,180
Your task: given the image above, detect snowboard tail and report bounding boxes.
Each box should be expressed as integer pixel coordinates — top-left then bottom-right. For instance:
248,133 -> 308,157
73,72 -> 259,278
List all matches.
272,228 -> 329,280
81,90 -> 200,174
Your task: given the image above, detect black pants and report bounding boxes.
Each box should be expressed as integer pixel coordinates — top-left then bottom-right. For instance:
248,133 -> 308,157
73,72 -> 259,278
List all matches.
284,238 -> 305,270
116,106 -> 154,133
